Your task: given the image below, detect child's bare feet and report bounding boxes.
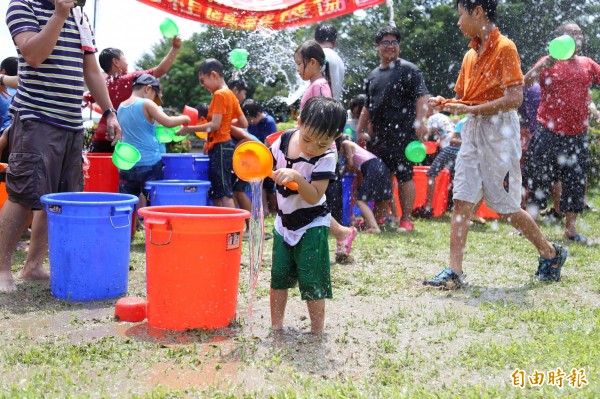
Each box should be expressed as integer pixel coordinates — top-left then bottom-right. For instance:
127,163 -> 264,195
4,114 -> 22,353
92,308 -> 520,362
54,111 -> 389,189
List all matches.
0,269 -> 17,292
19,265 -> 50,281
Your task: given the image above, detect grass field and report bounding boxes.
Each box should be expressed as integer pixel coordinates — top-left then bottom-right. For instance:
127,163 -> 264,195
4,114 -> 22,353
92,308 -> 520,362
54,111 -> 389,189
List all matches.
1,190 -> 599,398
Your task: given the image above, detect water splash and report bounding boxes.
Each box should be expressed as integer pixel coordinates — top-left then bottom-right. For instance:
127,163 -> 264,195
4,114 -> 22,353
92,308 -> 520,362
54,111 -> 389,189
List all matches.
247,180 -> 264,334
386,0 -> 396,27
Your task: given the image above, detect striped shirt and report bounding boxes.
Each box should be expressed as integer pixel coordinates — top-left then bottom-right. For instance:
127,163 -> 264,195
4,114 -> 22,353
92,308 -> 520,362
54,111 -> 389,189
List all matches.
6,0 -> 96,131
271,130 -> 337,246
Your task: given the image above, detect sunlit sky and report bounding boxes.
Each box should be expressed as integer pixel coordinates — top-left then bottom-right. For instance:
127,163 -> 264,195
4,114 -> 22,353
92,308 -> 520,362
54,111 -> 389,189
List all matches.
0,1 -> 203,67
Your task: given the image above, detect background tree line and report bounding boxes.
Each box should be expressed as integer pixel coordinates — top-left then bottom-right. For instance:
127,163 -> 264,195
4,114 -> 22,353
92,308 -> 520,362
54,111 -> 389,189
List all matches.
138,0 -> 600,120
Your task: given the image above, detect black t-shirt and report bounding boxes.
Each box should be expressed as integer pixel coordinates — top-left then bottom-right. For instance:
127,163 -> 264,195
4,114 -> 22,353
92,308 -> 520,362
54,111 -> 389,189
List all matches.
365,58 -> 429,143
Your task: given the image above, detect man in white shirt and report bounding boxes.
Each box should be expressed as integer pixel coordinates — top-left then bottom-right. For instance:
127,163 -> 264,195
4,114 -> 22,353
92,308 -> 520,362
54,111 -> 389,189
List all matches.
314,24 -> 345,102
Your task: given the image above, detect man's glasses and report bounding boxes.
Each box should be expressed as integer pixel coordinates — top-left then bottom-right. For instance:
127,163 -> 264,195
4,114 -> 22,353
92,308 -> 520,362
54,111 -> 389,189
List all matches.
378,40 -> 399,47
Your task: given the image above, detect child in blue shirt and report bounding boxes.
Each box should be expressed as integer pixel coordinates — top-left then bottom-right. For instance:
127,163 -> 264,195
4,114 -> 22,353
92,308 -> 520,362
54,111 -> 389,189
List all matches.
117,74 -> 190,197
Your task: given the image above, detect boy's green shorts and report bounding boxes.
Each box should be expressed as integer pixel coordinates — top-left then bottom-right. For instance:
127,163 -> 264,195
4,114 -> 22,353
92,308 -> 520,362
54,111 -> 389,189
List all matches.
271,226 -> 332,301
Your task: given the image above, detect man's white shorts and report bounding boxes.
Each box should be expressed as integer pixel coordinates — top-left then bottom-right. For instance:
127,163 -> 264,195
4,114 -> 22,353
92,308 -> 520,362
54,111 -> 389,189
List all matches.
453,111 -> 522,215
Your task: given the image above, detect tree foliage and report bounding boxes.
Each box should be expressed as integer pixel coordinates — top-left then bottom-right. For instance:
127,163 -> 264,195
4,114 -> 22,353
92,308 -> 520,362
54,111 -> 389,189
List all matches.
136,0 -> 600,120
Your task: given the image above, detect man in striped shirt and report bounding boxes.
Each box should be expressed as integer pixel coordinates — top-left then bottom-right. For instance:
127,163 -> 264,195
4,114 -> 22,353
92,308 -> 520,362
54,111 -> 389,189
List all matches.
0,0 -> 120,292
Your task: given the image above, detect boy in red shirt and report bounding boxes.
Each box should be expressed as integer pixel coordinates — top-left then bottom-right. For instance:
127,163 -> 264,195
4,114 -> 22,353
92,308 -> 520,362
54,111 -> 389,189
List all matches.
424,0 -> 567,289
177,59 -> 248,208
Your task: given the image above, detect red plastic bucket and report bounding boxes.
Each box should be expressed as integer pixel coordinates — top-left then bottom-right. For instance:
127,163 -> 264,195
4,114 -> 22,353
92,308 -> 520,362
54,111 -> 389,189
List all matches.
0,182 -> 7,210
138,206 -> 250,330
83,153 -> 119,193
393,166 -> 450,217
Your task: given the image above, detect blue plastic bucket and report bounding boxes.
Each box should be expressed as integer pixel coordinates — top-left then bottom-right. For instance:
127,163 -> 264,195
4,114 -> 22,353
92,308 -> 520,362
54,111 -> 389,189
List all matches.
40,192 -> 139,301
341,173 -> 356,226
145,180 -> 211,206
162,153 -> 209,181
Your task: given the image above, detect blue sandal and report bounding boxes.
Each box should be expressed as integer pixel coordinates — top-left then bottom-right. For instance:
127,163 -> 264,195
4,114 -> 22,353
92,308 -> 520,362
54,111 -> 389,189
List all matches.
567,234 -> 588,243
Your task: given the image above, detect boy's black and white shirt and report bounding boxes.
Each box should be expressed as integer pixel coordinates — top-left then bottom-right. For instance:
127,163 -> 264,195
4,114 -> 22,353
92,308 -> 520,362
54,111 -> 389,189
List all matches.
271,130 -> 337,246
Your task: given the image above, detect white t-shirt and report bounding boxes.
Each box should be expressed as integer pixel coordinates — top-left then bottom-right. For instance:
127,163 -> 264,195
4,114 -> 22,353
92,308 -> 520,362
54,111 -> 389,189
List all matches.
427,113 -> 455,149
271,130 -> 337,246
323,47 -> 345,101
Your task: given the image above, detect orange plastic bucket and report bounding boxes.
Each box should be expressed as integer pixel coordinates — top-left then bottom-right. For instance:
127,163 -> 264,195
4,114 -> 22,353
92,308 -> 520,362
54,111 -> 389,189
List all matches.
138,206 -> 250,330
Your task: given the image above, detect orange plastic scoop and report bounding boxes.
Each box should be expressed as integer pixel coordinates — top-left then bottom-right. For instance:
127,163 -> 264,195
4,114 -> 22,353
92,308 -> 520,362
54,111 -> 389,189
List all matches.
0,163 -> 7,172
233,141 -> 298,191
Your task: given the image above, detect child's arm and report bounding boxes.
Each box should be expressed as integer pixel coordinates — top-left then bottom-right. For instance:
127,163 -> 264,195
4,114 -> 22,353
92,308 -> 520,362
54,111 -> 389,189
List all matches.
231,114 -> 249,129
342,141 -> 356,170
145,101 -> 190,127
442,85 -> 523,116
152,36 -> 182,78
449,133 -> 462,147
231,125 -> 254,144
271,169 -> 329,205
177,114 -> 222,135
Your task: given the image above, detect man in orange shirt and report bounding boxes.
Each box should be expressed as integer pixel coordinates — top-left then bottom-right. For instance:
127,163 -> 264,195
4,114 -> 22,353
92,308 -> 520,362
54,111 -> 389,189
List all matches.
177,59 -> 248,208
424,0 -> 567,289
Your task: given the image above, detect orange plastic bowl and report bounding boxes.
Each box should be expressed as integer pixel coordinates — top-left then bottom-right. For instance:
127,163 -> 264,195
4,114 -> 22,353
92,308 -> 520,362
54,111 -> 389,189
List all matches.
0,162 -> 7,172
114,297 -> 147,322
232,141 -> 273,182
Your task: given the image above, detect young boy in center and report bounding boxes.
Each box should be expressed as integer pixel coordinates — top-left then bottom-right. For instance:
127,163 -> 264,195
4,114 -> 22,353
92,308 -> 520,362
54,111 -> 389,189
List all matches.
424,0 -> 567,289
177,59 -> 248,208
269,96 -> 346,334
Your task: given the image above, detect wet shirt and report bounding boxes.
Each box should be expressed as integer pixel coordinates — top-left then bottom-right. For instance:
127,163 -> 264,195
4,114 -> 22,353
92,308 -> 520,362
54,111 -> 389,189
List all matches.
453,28 -> 523,105
535,56 -> 600,136
364,58 -> 429,140
271,130 -> 336,246
7,0 -> 96,131
117,98 -> 160,167
93,69 -> 154,141
205,87 -> 244,152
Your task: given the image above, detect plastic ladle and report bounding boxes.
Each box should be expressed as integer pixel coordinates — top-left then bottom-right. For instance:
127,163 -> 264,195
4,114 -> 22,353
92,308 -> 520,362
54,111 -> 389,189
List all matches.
233,141 -> 299,191
0,163 -> 7,172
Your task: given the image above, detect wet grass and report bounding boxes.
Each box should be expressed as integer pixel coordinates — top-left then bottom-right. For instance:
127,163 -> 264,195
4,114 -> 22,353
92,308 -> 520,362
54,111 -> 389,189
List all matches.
1,190 -> 600,398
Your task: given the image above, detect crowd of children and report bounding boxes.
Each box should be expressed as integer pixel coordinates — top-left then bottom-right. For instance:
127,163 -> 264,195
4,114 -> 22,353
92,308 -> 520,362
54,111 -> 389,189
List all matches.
2,1 -> 599,337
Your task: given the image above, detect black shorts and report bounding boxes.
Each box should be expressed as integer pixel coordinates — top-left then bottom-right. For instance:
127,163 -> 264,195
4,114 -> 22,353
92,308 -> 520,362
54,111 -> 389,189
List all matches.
357,158 -> 392,202
118,160 -> 164,198
208,141 -> 234,200
368,132 -> 417,183
524,126 -> 588,213
427,146 -> 459,178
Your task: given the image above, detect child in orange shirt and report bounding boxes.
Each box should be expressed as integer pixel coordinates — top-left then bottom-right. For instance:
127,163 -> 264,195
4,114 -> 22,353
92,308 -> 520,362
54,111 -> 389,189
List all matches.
424,0 -> 567,289
177,59 -> 248,208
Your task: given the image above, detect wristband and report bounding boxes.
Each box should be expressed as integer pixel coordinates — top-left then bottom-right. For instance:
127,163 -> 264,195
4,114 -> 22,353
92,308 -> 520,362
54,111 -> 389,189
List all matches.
102,107 -> 117,119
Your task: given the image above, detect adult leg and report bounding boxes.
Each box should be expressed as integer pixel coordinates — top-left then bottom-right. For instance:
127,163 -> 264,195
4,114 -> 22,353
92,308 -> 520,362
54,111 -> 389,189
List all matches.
0,200 -> 32,292
306,299 -> 325,334
270,288 -> 288,330
19,209 -> 49,280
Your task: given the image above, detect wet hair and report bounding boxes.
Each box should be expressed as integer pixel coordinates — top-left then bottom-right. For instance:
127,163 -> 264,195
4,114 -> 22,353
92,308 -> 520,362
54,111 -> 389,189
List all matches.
194,103 -> 209,118
99,48 -> 124,73
553,21 -> 580,38
455,0 -> 497,23
227,78 -> 248,92
197,58 -> 224,77
315,24 -> 337,43
295,40 -> 331,89
300,96 -> 347,139
0,57 -> 17,76
348,94 -> 366,112
375,26 -> 401,44
242,99 -> 263,118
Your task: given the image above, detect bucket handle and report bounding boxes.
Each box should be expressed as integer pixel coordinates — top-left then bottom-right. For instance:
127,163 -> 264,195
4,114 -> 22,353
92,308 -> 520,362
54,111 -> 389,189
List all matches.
146,218 -> 172,246
192,157 -> 203,172
110,206 -> 132,229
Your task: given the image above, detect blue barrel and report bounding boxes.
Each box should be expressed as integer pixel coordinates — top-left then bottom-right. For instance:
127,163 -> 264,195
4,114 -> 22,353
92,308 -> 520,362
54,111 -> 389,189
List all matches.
145,180 -> 211,206
40,192 -> 138,301
341,173 -> 356,226
162,153 -> 209,181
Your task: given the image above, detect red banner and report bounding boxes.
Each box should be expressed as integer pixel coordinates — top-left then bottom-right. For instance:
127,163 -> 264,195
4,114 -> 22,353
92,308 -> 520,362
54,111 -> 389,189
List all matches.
136,0 -> 386,30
